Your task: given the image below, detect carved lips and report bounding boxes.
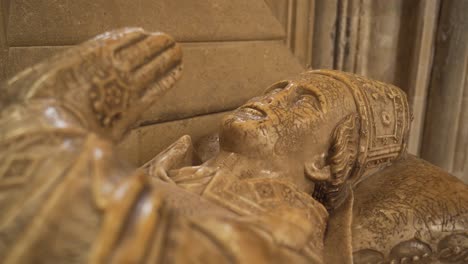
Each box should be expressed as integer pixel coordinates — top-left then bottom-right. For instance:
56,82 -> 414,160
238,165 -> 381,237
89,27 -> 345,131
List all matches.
236,104 -> 267,120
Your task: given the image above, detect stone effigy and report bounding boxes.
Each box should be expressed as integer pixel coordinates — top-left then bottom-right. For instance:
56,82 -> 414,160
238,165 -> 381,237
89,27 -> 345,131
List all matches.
0,28 -> 467,264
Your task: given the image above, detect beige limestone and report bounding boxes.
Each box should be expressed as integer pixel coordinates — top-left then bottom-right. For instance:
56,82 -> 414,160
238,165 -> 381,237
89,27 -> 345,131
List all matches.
7,0 -> 284,46
143,41 -> 303,123
421,0 -> 468,182
1,28 -> 467,263
137,111 -> 229,165
6,42 -> 304,123
116,129 -> 140,166
0,1 -> 6,81
6,46 -> 70,78
2,0 -> 304,168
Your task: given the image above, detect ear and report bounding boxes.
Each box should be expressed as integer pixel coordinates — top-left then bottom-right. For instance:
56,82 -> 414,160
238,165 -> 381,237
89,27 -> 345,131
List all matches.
304,152 -> 331,181
311,114 -> 360,210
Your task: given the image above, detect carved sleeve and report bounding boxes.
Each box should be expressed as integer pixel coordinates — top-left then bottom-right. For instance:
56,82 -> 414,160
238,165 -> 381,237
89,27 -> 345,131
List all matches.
0,28 -> 183,263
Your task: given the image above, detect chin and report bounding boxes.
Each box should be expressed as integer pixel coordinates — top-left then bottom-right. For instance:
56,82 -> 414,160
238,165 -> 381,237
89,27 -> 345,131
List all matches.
219,115 -> 275,157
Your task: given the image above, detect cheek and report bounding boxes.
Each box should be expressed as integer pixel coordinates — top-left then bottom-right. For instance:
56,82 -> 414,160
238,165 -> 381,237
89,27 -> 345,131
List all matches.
220,116 -> 277,149
272,108 -> 320,155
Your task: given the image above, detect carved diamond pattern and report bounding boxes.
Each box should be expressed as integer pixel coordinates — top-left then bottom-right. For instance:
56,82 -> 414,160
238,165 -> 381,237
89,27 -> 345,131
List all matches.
0,155 -> 37,187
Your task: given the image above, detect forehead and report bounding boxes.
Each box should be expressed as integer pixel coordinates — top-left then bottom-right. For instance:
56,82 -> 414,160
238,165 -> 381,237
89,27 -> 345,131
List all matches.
293,72 -> 356,112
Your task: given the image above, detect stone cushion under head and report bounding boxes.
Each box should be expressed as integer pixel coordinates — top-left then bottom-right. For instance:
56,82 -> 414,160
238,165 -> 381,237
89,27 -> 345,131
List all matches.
351,155 -> 468,262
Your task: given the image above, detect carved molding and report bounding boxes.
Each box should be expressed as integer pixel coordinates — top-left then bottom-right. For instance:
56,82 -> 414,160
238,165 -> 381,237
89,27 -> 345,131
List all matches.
265,0 -> 315,67
0,0 -> 8,81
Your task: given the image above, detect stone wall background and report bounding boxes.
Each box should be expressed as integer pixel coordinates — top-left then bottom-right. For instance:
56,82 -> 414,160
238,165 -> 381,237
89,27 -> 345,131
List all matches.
265,0 -> 467,181
0,0 -> 304,166
0,0 -> 466,181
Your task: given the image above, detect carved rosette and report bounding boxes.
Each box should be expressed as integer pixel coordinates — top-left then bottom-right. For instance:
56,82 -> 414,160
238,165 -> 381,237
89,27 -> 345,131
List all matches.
89,75 -> 129,128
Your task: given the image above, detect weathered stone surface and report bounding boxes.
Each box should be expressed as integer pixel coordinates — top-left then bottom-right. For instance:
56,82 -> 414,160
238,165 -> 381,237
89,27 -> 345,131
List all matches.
269,0 -> 443,158
7,41 -> 304,123
116,129 -> 140,167
0,50 -> 6,81
137,111 -> 228,165
2,25 -> 467,262
0,1 -> 7,81
421,0 -> 468,182
143,41 -> 303,123
6,46 -> 69,78
7,0 -> 284,46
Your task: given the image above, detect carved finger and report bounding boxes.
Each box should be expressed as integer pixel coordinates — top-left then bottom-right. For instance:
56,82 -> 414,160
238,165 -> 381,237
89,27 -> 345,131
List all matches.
6,28 -> 183,140
131,41 -> 182,91
96,29 -> 183,102
114,32 -> 176,73
154,167 -> 175,184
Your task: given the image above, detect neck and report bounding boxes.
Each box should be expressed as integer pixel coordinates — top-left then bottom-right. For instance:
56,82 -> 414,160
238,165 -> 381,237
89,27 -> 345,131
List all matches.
202,150 -> 314,194
202,151 -> 274,177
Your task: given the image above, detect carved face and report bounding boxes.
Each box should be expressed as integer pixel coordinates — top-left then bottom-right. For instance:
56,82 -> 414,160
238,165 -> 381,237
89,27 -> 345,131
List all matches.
219,73 -> 357,162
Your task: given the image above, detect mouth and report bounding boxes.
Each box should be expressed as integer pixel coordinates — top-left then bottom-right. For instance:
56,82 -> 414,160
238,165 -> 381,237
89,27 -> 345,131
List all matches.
236,104 -> 267,120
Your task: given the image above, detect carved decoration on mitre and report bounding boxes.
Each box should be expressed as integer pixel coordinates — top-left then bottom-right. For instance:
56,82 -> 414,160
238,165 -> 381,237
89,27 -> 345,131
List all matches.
312,70 -> 411,185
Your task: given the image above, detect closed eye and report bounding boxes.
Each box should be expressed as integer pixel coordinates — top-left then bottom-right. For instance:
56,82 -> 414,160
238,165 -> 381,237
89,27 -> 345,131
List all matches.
298,93 -> 318,101
264,80 -> 290,95
295,86 -> 322,111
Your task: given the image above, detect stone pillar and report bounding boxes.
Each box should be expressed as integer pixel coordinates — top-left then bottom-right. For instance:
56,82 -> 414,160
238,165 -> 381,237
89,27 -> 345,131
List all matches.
421,0 -> 468,182
0,0 -> 8,81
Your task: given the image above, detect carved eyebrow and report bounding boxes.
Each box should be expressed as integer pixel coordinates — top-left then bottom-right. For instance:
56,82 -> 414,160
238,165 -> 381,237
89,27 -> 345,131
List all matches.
263,80 -> 290,94
296,85 -> 327,112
